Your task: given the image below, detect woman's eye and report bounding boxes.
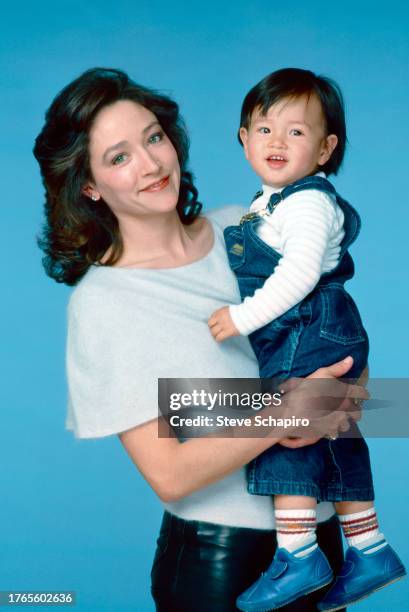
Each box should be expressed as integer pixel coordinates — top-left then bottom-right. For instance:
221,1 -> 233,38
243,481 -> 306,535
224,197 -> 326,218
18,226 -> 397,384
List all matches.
290,129 -> 303,136
148,131 -> 164,144
112,153 -> 127,165
258,127 -> 270,134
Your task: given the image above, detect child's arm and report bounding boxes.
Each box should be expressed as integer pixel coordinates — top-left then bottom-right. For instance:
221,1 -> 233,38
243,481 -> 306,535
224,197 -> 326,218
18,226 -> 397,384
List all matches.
209,190 -> 342,342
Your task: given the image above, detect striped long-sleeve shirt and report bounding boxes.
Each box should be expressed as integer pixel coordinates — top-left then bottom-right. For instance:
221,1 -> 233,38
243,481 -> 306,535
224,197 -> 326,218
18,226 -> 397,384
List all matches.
229,176 -> 345,336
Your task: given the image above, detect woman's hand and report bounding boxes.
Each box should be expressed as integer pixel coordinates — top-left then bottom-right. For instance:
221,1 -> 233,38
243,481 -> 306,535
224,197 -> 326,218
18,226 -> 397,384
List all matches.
278,436 -> 321,449
306,356 -> 366,437
208,306 -> 240,342
276,357 -> 368,444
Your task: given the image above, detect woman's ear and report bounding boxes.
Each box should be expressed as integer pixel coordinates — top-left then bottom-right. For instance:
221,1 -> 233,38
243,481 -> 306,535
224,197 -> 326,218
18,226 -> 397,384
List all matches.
82,184 -> 100,202
239,127 -> 250,159
318,134 -> 338,167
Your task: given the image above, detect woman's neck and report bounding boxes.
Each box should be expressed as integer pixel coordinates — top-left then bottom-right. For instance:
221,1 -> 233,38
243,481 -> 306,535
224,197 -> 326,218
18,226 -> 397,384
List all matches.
113,211 -> 211,269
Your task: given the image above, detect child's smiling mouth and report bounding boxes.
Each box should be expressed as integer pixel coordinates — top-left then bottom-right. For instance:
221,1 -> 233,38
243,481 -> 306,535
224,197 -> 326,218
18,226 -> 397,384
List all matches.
266,155 -> 287,168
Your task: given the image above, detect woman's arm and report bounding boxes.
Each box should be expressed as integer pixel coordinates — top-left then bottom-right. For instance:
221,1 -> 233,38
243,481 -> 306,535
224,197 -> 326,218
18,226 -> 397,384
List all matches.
119,421 -> 281,503
119,357 -> 363,502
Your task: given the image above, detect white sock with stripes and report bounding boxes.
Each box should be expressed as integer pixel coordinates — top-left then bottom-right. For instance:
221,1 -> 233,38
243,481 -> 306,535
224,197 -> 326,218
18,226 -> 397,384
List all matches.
275,509 -> 318,558
338,507 -> 387,554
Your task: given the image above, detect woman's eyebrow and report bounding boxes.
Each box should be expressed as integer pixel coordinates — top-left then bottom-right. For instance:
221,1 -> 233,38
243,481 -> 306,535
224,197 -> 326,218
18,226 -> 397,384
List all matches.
142,120 -> 160,133
103,140 -> 129,161
102,122 -> 161,161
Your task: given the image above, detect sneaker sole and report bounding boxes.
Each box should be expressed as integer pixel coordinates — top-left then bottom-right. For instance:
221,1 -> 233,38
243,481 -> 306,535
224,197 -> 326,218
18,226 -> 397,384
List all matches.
236,577 -> 334,612
318,572 -> 407,612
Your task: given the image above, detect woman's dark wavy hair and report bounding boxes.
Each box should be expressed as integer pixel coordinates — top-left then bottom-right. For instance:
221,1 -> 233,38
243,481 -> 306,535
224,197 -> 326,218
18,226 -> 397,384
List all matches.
239,67 -> 347,176
34,67 -> 202,286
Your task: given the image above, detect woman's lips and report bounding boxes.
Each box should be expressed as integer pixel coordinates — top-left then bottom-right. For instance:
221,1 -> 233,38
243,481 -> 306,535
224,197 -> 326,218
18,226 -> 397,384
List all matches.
142,176 -> 170,192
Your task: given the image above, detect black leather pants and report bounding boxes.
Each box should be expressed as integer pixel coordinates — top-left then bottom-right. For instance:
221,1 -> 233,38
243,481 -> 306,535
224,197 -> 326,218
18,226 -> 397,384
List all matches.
151,512 -> 346,612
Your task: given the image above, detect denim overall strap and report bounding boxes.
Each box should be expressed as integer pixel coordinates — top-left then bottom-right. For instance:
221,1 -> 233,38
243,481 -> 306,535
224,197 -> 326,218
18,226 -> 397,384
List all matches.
281,175 -> 337,198
264,175 -> 336,215
251,189 -> 263,204
265,175 -> 361,257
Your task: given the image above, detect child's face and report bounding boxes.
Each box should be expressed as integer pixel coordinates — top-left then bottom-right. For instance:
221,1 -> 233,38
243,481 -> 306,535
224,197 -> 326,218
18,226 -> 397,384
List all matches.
239,94 -> 338,188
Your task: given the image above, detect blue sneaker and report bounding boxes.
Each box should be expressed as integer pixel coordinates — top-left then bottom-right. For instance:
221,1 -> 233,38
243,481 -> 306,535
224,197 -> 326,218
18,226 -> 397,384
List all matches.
236,543 -> 333,612
318,541 -> 406,611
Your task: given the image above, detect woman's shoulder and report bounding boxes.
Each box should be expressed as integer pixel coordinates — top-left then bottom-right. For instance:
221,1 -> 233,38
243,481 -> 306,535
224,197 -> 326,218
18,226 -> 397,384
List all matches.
68,265 -> 132,320
205,205 -> 247,230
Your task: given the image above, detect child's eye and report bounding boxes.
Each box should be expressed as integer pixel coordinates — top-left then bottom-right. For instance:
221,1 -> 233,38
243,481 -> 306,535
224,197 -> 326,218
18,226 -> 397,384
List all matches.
112,153 -> 128,165
148,131 -> 164,144
257,127 -> 271,135
289,129 -> 303,136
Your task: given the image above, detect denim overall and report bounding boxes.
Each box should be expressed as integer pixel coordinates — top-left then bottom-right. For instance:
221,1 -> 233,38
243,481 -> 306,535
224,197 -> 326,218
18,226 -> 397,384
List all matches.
224,176 -> 374,501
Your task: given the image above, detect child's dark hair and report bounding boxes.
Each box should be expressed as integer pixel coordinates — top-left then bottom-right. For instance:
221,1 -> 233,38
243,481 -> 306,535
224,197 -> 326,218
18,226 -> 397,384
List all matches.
239,67 -> 346,176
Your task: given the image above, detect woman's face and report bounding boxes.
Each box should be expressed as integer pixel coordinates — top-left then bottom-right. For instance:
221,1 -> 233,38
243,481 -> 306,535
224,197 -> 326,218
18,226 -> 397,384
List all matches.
85,100 -> 181,221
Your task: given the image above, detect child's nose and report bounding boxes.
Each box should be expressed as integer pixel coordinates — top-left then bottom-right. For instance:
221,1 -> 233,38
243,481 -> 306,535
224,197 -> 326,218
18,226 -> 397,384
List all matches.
269,133 -> 287,148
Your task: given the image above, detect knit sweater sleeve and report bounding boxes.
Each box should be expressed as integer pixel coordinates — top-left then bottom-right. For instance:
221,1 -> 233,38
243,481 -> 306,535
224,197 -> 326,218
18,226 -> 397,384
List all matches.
65,280 -> 161,439
229,190 -> 339,336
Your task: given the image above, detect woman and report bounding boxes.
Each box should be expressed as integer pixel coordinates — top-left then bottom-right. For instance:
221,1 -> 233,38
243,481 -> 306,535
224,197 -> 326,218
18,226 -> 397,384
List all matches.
34,68 -> 362,611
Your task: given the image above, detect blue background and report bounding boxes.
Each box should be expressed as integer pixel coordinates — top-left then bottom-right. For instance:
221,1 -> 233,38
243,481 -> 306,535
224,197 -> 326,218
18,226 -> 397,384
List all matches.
1,1 -> 408,610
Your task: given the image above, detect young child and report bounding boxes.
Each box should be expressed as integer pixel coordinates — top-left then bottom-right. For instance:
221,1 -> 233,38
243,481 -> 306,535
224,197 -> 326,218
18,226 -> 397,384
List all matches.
208,68 -> 406,612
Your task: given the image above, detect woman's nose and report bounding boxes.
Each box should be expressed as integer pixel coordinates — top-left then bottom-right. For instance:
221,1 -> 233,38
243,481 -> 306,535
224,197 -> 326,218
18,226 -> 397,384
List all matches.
138,148 -> 161,174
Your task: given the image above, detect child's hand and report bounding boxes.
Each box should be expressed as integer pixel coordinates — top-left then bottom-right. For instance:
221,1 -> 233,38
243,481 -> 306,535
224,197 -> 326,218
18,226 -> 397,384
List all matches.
208,306 -> 240,342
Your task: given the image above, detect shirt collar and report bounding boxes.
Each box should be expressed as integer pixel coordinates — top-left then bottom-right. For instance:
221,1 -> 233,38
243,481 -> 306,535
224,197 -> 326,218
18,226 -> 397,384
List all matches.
261,171 -> 326,197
